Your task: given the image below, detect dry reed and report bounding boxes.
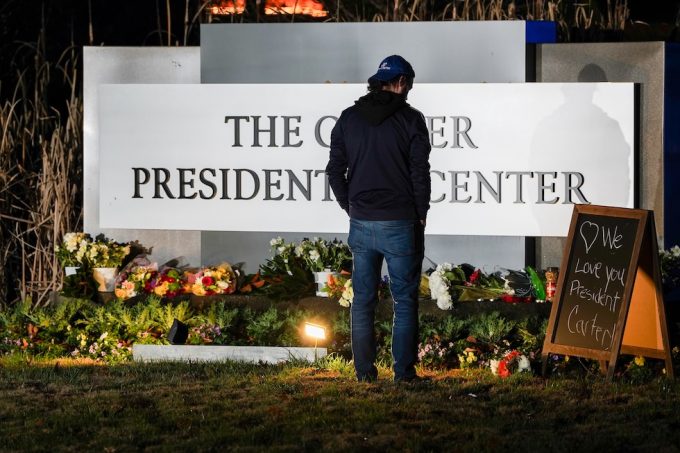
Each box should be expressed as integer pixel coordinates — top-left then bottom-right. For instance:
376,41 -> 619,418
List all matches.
0,32 -> 82,307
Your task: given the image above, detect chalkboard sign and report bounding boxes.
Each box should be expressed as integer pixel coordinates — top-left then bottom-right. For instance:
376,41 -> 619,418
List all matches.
553,214 -> 639,351
542,205 -> 673,380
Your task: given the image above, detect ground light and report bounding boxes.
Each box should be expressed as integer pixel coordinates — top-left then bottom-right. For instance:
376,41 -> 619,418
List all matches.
304,322 -> 326,361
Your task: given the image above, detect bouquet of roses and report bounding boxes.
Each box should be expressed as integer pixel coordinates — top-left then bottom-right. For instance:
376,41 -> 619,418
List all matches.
185,263 -> 237,296
145,268 -> 185,298
114,256 -> 158,300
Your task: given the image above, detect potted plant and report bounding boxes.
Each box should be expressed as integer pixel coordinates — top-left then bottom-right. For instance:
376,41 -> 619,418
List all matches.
295,237 -> 351,297
87,236 -> 131,292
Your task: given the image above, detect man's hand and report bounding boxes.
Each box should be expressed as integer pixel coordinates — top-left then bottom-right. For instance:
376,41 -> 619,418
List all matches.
420,219 -> 426,227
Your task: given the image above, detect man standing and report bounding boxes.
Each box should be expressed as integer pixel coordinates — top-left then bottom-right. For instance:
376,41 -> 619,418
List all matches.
326,55 -> 431,382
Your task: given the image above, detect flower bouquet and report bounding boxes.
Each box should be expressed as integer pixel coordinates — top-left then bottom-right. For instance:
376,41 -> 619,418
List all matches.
87,236 -> 131,268
55,232 -> 92,268
324,272 -> 354,307
295,237 -> 352,273
185,263 -> 237,296
114,256 -> 158,300
146,268 -> 185,298
268,237 -> 300,275
489,350 -> 531,378
426,263 -> 507,310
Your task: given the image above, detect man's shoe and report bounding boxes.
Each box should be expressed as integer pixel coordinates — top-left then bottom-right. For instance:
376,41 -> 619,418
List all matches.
394,375 -> 430,384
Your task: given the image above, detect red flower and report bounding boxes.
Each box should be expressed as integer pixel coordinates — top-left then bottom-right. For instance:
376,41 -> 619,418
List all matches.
202,276 -> 215,286
497,360 -> 510,378
469,269 -> 481,285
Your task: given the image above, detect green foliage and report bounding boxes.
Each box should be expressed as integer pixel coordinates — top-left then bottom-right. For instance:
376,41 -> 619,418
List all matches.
469,311 -> 516,346
516,317 -> 548,352
1,294 -> 555,370
60,269 -> 97,299
438,316 -> 469,341
245,307 -> 286,346
199,301 -> 239,330
260,264 -> 315,302
330,310 -> 351,356
153,298 -> 194,331
316,353 -> 355,377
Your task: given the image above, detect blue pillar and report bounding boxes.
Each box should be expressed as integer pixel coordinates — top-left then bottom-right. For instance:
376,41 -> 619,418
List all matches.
665,43 -> 680,248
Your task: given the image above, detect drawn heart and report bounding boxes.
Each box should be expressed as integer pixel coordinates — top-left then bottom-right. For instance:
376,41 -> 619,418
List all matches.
579,221 -> 599,254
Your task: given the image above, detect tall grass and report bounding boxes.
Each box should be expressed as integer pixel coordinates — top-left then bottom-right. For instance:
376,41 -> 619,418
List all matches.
329,0 -> 630,40
0,27 -> 82,307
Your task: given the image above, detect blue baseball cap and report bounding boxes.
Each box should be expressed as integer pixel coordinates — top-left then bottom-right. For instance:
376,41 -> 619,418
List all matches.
368,55 -> 415,83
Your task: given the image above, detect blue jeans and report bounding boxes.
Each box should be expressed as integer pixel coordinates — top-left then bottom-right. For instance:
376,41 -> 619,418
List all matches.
347,219 -> 424,381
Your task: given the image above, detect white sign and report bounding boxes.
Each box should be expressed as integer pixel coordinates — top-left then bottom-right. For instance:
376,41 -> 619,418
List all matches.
99,83 -> 635,236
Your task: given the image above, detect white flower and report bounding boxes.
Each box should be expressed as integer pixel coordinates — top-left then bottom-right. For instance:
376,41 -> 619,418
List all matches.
339,281 -> 353,307
518,355 -> 531,372
64,233 -> 81,252
436,292 -> 453,310
216,280 -> 230,289
489,359 -> 500,375
309,249 -> 321,262
270,237 -> 283,247
672,245 -> 680,257
277,246 -> 286,254
294,246 -> 304,257
437,262 -> 453,272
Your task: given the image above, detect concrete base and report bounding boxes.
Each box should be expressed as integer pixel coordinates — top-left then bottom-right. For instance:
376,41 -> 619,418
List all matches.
132,344 -> 327,364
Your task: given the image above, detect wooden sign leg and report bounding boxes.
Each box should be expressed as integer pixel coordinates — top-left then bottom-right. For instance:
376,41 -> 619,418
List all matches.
598,360 -> 608,376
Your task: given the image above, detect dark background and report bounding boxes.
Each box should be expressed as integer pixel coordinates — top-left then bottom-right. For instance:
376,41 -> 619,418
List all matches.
1,0 -> 679,73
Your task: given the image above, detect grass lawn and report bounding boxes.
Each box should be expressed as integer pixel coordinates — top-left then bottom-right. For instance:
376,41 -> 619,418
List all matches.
1,356 -> 679,452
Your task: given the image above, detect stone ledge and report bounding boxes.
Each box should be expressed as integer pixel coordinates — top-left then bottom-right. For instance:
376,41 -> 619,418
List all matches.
132,344 -> 327,364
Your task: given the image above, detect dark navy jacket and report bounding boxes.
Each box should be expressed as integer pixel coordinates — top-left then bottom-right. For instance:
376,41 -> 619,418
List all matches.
326,90 -> 431,221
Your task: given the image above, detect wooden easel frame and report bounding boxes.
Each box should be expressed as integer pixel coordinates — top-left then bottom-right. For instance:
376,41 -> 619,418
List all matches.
542,205 -> 674,380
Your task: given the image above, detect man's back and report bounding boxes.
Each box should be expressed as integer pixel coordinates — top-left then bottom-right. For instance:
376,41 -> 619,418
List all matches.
327,90 -> 430,221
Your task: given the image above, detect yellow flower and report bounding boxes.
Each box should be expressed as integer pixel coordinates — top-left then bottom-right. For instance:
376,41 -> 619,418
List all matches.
192,284 -> 206,296
154,282 -> 169,296
634,356 -> 645,367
